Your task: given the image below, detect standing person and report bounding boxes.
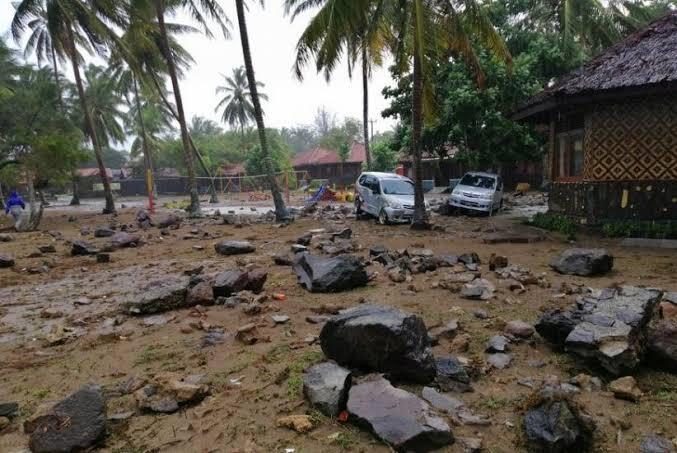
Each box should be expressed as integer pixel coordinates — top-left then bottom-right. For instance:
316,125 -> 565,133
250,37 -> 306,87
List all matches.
5,190 -> 26,229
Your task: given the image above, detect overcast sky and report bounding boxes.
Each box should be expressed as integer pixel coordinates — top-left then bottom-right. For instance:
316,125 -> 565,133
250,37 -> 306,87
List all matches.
0,1 -> 397,134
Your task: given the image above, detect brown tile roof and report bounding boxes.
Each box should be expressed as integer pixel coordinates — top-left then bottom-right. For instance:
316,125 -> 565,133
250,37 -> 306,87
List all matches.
292,141 -> 366,167
78,168 -> 113,178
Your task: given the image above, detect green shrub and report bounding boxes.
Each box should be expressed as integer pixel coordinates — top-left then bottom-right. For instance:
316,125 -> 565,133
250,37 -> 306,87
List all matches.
601,221 -> 677,239
530,213 -> 578,239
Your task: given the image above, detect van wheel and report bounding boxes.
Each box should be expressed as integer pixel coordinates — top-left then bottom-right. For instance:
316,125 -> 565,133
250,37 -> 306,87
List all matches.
378,209 -> 390,225
355,199 -> 365,220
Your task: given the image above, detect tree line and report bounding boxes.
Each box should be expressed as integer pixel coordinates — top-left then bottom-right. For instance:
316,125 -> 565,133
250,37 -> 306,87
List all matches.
1,0 -> 673,229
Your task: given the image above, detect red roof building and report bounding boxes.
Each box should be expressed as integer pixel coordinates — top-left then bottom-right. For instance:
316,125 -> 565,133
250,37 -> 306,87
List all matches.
292,141 -> 366,186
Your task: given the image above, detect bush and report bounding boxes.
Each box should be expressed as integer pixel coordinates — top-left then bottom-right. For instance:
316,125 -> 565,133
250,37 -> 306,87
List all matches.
530,213 -> 578,239
601,221 -> 677,239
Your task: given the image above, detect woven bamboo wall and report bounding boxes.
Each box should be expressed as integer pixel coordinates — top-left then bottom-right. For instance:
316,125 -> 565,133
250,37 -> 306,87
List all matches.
584,94 -> 677,181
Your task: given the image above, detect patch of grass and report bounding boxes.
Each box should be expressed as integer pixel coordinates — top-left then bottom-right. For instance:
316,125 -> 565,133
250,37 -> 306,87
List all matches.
601,220 -> 677,239
529,212 -> 577,239
328,431 -> 358,450
286,374 -> 303,399
284,349 -> 324,400
31,388 -> 50,399
133,344 -> 179,367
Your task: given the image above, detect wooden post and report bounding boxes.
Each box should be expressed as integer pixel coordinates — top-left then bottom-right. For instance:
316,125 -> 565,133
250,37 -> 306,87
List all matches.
549,114 -> 557,182
146,168 -> 155,213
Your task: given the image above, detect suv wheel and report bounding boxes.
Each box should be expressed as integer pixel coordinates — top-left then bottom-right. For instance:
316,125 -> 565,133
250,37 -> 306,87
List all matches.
378,209 -> 390,225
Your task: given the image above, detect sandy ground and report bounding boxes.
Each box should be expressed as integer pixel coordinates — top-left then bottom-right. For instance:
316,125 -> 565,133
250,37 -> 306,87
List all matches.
0,196 -> 675,452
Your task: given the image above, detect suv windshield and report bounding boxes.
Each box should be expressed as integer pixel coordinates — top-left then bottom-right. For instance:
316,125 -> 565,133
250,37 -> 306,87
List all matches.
381,179 -> 414,195
459,174 -> 496,189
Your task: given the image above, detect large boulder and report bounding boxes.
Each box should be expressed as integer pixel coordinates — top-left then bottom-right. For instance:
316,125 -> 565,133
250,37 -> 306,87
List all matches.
347,375 -> 453,452
536,286 -> 662,375
303,362 -> 351,417
320,305 -> 436,383
524,399 -> 592,453
214,240 -> 256,256
293,253 -> 368,293
640,435 -> 676,453
435,356 -> 471,392
122,278 -> 189,315
93,227 -> 115,238
549,248 -> 613,276
646,319 -> 677,372
25,384 -> 106,453
212,269 -> 267,298
110,232 -> 141,248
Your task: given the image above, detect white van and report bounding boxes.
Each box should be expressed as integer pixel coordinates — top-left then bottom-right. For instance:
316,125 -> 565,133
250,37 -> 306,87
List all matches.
448,172 -> 504,214
355,172 -> 429,224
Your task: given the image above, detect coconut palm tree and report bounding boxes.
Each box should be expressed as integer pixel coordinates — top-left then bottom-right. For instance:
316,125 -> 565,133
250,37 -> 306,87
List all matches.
147,0 -> 230,216
286,0 -> 389,170
80,64 -> 126,147
234,0 -> 287,221
11,0 -> 125,214
215,66 -> 268,151
11,0 -> 125,213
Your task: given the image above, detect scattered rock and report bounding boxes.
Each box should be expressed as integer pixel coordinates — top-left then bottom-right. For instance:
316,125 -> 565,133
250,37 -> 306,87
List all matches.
293,254 -> 368,293
214,240 -> 256,255
486,335 -> 509,353
646,319 -> 677,372
486,353 -> 512,369
157,213 -> 181,229
110,232 -> 141,248
458,252 -> 480,265
96,253 -> 110,263
488,254 -> 508,271
473,309 -> 488,319
608,376 -> 643,402
306,315 -> 329,324
0,233 -> 13,242
550,248 -> 613,276
38,245 -> 56,253
458,437 -> 483,453
135,373 -> 208,413
0,416 -> 9,430
428,320 -> 459,345
421,386 -> 465,414
25,384 -> 106,453
388,267 -> 407,283
0,254 -> 15,268
640,434 -> 676,453
213,269 -> 267,297
94,227 -> 115,238
524,398 -> 592,453
122,278 -> 188,315
271,315 -> 290,325
71,240 -> 98,256
462,279 -> 495,300
320,305 -> 436,383
347,375 -> 453,451
235,323 -> 262,345
569,374 -> 602,392
505,320 -> 535,338
450,334 -> 471,353
276,415 -> 313,433
435,356 -> 471,392
303,362 -> 352,417
273,253 -> 293,266
0,402 -> 18,418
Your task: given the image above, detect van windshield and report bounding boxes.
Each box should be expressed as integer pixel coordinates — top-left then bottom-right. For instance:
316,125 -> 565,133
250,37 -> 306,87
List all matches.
459,174 -> 496,189
381,179 -> 414,195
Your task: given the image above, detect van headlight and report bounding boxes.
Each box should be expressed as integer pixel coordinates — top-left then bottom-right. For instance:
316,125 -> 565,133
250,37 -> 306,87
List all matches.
479,193 -> 492,200
385,199 -> 402,209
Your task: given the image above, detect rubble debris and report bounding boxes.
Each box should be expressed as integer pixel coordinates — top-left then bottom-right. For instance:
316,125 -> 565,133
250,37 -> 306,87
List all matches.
157,213 -> 181,229
646,319 -> 677,372
485,335 -> 509,353
504,320 -> 535,338
487,353 -> 512,369
550,248 -> 613,276
122,278 -> 189,315
212,269 -> 267,297
640,435 -> 676,453
94,227 -> 115,238
320,305 -> 436,383
488,254 -> 508,270
461,279 -> 495,300
110,232 -> 141,248
293,254 -> 368,293
214,240 -> 256,255
421,386 -> 465,414
71,240 -> 99,256
303,362 -> 352,417
347,375 -> 453,451
135,373 -> 208,413
435,356 -> 471,392
608,376 -> 643,402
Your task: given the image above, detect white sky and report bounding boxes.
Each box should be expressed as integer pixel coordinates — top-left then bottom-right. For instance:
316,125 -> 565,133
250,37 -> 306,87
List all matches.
0,0 -> 397,134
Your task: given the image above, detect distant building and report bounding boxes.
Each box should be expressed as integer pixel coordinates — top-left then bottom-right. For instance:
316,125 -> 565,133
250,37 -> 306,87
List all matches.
292,141 -> 366,186
220,163 -> 246,178
513,11 -> 677,223
76,167 -> 118,197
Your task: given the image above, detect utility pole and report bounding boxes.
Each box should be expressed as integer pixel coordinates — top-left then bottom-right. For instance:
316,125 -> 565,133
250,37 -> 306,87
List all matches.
369,119 -> 376,142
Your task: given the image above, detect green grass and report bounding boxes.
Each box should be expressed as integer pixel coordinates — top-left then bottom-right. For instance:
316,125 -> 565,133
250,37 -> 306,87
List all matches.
529,212 -> 578,239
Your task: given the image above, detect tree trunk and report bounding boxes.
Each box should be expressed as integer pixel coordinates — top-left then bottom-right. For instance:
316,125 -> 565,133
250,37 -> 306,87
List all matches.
411,27 -> 429,230
362,46 -> 372,170
132,75 -> 156,200
235,0 -> 287,221
66,24 -> 115,214
70,176 -> 81,205
155,2 -> 200,216
19,172 -> 44,231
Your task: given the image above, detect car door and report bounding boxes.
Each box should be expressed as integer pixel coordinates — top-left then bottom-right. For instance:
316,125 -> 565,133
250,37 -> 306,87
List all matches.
361,176 -> 375,215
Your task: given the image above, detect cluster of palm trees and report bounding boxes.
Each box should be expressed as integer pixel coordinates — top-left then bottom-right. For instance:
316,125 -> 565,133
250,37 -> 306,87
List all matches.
10,0 -> 668,226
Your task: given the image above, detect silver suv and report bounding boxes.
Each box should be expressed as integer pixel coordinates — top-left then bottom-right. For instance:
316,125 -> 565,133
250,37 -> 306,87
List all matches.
448,172 -> 504,214
355,172 -> 428,224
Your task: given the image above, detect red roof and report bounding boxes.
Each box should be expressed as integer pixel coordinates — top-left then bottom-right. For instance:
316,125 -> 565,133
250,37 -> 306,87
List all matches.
78,168 -> 113,178
292,141 -> 366,167
221,163 -> 246,176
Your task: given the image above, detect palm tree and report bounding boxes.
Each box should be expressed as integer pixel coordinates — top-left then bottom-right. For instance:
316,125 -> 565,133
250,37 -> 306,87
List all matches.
286,0 -> 388,170
215,66 -> 268,151
11,0 -> 124,214
81,64 -> 126,147
234,0 -> 287,221
148,0 -> 230,216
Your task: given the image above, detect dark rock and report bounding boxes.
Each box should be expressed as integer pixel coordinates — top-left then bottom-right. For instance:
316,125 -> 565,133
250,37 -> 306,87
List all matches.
486,335 -> 509,353
38,245 -> 56,253
0,254 -> 15,268
524,399 -> 592,453
110,232 -> 141,248
428,320 -> 459,345
473,309 -> 488,319
320,305 -> 436,383
458,252 -> 480,265
535,309 -> 582,346
26,384 -> 106,453
505,320 -> 535,338
647,319 -> 677,372
438,254 -> 459,267
293,254 -> 368,293
201,330 -> 226,348
332,228 -> 352,240
245,268 -> 267,293
214,240 -> 256,255
157,213 -> 181,229
303,362 -> 352,417
291,244 -> 308,253
0,402 -> 18,418
213,270 -> 249,297
273,253 -> 293,266
135,373 -> 208,413
122,278 -> 188,315
96,253 -> 110,263
609,376 -> 643,402
296,234 -> 312,246
347,375 -> 454,451
462,279 -> 495,300
435,356 -> 471,392
71,240 -> 99,256
136,210 -> 153,229
369,245 -> 388,257
489,254 -> 509,271
187,281 -> 214,306
550,248 -> 613,276
640,435 -> 676,453
0,233 -> 13,242
94,227 -> 115,238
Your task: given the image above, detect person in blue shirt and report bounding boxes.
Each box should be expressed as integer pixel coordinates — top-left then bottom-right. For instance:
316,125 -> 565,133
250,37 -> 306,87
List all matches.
5,190 -> 26,227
